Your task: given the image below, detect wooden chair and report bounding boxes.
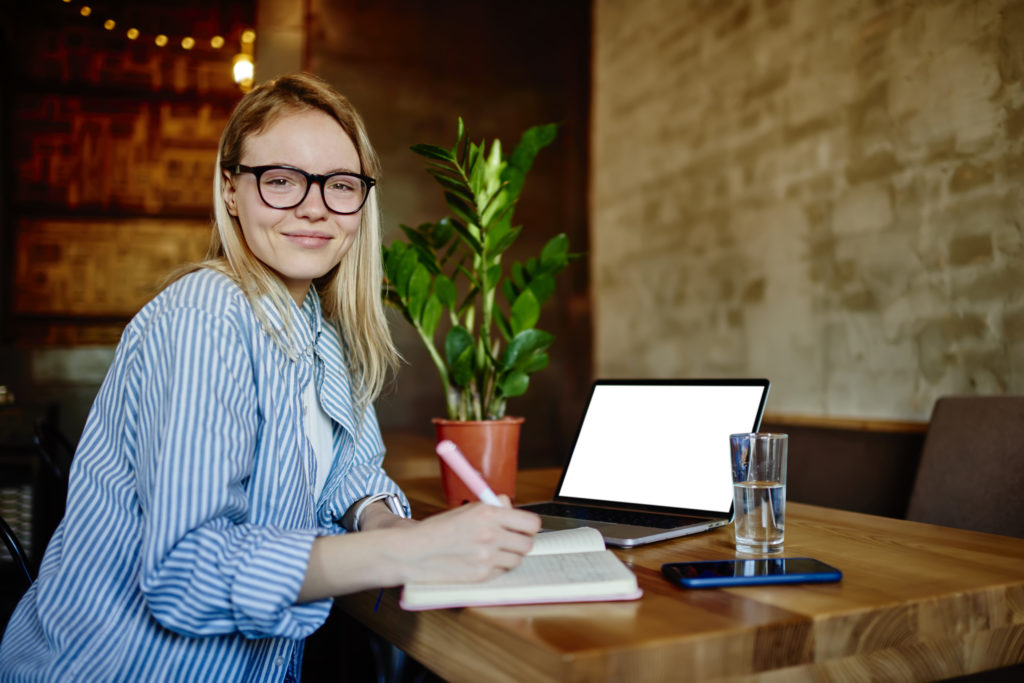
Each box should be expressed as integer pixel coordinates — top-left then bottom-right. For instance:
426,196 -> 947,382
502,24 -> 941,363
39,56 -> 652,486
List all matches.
905,396 -> 1024,538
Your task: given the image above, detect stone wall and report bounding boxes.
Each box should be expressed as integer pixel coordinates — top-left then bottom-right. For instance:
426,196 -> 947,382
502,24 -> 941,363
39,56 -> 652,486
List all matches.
591,0 -> 1024,420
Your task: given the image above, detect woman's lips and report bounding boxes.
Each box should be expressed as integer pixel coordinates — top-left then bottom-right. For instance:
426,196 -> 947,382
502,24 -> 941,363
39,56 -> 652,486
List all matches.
283,232 -> 332,248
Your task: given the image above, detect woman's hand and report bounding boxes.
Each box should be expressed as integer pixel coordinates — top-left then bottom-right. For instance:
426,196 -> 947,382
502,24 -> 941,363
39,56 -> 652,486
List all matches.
298,495 -> 541,602
393,496 -> 541,584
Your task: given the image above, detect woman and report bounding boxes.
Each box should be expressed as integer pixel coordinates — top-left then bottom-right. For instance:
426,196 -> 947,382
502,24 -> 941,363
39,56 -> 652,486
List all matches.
0,73 -> 540,681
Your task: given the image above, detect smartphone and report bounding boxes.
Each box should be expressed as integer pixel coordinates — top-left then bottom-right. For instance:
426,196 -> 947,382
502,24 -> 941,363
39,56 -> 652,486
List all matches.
661,557 -> 842,589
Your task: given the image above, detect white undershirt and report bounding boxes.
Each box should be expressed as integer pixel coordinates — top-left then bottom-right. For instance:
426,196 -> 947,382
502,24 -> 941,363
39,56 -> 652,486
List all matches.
303,379 -> 334,500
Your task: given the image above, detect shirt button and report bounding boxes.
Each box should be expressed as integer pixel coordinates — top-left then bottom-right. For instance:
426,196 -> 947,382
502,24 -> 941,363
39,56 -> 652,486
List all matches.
275,655 -> 285,667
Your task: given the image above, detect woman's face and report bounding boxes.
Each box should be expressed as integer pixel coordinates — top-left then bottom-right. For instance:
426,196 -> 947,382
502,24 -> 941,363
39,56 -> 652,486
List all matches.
222,108 -> 364,305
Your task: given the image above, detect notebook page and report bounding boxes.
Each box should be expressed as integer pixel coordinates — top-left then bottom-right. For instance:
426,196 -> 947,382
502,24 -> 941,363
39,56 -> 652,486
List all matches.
400,550 -> 641,609
529,527 -> 606,556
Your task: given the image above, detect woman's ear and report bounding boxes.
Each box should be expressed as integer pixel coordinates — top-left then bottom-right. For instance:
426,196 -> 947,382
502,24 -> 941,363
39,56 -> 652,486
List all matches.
221,169 -> 238,217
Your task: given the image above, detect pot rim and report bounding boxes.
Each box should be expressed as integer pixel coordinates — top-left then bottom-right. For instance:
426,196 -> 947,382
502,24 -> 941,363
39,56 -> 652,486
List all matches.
431,416 -> 525,426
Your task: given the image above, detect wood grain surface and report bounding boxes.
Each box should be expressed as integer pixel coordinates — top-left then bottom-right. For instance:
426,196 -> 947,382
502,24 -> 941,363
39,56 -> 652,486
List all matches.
340,465 -> 1024,682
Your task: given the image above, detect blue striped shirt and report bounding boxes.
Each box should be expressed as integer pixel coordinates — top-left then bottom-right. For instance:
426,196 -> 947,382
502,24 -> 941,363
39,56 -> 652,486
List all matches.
0,269 -> 407,681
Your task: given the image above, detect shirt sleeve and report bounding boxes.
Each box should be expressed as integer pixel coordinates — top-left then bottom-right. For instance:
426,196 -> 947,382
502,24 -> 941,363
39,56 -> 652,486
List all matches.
331,406 -> 411,527
134,304 -> 328,640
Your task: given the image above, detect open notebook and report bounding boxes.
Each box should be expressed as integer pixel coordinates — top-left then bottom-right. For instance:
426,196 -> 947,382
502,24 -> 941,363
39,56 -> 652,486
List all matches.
520,378 -> 770,547
399,526 -> 641,611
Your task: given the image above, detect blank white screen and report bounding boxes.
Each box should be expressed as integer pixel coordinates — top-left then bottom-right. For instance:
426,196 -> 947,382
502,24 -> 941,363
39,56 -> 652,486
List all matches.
558,384 -> 766,512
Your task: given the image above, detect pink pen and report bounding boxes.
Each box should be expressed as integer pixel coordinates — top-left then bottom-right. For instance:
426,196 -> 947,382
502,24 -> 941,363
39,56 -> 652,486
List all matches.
435,440 -> 503,506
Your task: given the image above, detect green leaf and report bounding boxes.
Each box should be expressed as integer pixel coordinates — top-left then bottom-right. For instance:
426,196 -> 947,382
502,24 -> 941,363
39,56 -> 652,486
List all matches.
399,224 -> 434,256
525,257 -> 539,277
434,274 -> 457,308
421,294 -> 442,338
499,328 -> 553,370
510,288 -> 540,335
521,352 -> 549,374
479,186 -> 509,228
494,308 -> 512,340
411,143 -> 455,162
540,233 -> 570,270
383,241 -> 407,281
484,265 -> 502,293
480,140 -> 505,210
488,223 -> 521,257
432,218 -> 456,247
408,264 -> 431,320
511,262 -> 527,290
504,123 -> 557,200
411,243 -> 441,275
501,280 -> 518,305
498,370 -> 529,398
448,219 -> 484,255
468,141 -> 487,197
427,169 -> 474,202
446,326 -> 475,386
528,274 -> 555,304
394,248 -> 419,299
444,192 -> 481,229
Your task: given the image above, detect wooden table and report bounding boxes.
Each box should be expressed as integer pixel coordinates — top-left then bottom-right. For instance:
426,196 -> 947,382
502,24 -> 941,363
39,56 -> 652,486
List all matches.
338,467 -> 1024,682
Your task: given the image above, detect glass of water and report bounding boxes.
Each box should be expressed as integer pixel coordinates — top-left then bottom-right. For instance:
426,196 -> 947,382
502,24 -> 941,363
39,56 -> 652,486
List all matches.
729,433 -> 788,554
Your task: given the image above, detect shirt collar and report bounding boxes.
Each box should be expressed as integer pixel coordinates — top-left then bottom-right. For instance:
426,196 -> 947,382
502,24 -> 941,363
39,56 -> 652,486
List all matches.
254,285 -> 321,357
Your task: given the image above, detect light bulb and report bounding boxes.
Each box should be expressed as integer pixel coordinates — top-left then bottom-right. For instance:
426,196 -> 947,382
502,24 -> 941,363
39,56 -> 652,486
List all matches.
232,54 -> 254,85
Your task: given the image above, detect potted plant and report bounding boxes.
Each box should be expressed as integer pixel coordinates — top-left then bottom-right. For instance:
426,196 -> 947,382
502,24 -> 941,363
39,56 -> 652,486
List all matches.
382,118 -> 574,505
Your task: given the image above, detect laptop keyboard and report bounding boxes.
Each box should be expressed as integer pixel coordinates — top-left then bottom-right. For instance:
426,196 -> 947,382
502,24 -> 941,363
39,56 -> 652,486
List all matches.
526,502 -> 703,529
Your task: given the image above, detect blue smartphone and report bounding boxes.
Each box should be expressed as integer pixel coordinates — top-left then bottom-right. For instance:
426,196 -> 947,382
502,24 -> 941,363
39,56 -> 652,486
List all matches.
661,557 -> 842,589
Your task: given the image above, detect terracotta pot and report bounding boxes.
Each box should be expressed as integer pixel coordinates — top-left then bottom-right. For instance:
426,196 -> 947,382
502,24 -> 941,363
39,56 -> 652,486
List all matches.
432,416 -> 523,507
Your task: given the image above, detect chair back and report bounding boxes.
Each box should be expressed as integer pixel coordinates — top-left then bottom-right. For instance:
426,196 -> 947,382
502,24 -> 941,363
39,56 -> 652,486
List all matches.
905,396 -> 1024,538
33,417 -> 75,482
1,511 -> 33,588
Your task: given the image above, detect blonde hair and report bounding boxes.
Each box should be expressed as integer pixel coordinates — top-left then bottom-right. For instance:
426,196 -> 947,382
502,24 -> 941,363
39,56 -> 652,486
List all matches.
174,73 -> 398,409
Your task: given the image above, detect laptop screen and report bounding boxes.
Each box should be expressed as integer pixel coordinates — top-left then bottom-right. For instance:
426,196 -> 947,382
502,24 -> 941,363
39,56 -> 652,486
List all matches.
556,380 -> 770,514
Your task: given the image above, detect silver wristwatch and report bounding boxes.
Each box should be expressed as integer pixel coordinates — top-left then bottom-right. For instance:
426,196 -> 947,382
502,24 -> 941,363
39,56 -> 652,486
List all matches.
344,492 -> 409,532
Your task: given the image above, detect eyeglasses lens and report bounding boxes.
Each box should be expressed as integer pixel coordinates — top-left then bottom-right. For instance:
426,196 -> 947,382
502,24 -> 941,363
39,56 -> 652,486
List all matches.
257,168 -> 367,213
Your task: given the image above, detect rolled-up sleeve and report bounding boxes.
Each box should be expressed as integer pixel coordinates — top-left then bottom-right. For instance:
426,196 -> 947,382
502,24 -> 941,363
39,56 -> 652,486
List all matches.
332,408 -> 410,526
135,305 -> 328,639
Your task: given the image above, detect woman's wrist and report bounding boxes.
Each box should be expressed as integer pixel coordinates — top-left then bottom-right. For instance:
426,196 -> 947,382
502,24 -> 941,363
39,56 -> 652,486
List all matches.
359,501 -> 417,531
340,492 -> 409,532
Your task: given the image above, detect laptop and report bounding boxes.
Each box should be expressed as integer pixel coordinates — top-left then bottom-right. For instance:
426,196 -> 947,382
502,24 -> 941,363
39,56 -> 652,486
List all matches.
519,378 -> 770,547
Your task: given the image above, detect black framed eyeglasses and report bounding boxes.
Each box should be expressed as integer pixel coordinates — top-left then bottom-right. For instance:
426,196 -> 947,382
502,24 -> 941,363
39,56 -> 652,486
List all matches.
226,164 -> 376,215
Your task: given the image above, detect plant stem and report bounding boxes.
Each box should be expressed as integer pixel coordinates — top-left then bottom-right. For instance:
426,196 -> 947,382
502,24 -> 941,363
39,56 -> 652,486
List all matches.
414,322 -> 457,419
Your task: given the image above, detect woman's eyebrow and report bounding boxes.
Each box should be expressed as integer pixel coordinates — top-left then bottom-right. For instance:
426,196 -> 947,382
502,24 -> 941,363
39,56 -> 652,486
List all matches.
243,162 -> 362,175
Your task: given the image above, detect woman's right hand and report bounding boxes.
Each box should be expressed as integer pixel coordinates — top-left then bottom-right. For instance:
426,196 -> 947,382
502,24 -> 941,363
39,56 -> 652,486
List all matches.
298,496 -> 542,602
392,496 -> 542,584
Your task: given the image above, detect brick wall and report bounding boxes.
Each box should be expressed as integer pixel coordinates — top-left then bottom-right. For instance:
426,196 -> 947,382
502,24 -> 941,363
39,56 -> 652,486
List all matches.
591,0 -> 1024,420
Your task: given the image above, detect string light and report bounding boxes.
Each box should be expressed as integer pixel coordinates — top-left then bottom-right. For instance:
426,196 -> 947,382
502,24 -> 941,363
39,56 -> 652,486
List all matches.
58,0 -> 254,89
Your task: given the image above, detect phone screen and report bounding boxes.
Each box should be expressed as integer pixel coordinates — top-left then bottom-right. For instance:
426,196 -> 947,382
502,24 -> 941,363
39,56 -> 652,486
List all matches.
662,557 -> 842,588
